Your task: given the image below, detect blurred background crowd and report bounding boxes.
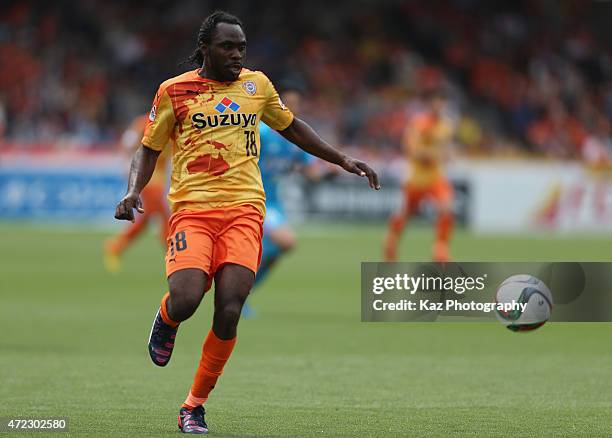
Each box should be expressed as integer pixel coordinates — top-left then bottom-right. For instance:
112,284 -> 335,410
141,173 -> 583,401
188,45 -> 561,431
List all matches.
1,0 -> 611,164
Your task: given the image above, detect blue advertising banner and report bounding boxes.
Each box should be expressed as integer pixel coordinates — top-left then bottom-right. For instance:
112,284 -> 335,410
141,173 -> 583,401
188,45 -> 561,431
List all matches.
0,168 -> 125,222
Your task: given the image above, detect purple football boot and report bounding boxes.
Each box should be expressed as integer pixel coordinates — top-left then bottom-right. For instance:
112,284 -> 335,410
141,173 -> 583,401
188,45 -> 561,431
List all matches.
147,308 -> 177,366
178,406 -> 208,434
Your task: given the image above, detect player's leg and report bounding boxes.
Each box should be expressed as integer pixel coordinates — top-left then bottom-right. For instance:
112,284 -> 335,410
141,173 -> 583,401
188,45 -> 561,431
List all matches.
179,206 -> 262,433
148,212 -> 216,367
167,268 -> 209,320
149,268 -> 208,367
181,265 -> 252,407
213,264 -> 254,336
431,179 -> 454,262
179,264 -> 252,434
384,185 -> 418,261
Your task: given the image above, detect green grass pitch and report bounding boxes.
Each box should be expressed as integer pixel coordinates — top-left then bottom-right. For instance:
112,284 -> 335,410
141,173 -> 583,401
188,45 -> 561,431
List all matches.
1,223 -> 611,436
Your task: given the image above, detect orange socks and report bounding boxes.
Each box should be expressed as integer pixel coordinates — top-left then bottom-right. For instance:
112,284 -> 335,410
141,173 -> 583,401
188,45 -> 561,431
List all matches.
433,212 -> 454,262
160,292 -> 180,328
384,213 -> 407,261
182,329 -> 237,409
436,212 -> 453,244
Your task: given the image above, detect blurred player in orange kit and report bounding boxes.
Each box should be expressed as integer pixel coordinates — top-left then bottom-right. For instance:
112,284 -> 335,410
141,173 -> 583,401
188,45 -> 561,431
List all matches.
104,115 -> 170,273
384,90 -> 455,262
113,11 -> 379,434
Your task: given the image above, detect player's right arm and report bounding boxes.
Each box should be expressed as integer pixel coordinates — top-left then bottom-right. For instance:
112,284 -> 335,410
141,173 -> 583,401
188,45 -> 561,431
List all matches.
114,85 -> 175,222
114,146 -> 160,222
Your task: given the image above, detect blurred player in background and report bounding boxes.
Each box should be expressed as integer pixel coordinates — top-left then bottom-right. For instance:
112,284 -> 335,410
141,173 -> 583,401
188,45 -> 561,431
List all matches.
384,90 -> 455,262
104,115 -> 170,273
113,11 -> 379,434
242,81 -> 321,318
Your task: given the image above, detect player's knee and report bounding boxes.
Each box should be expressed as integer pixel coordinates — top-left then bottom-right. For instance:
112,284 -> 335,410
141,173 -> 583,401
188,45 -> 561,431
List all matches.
213,302 -> 242,336
167,270 -> 207,321
217,304 -> 242,325
169,292 -> 202,321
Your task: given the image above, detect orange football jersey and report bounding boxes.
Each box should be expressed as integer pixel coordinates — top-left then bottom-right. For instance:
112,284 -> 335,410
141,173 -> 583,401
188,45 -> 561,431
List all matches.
403,113 -> 453,187
142,68 -> 294,215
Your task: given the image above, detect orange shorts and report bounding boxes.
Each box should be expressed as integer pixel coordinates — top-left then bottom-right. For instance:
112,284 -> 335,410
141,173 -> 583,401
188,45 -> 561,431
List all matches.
404,178 -> 453,212
165,205 -> 263,290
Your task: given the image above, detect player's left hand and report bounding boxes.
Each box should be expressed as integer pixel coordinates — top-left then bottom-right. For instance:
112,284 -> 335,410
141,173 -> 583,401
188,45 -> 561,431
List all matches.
340,156 -> 380,190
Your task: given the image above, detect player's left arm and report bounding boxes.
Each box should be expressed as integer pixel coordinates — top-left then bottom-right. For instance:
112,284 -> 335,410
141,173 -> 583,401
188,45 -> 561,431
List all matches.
261,75 -> 379,190
279,118 -> 380,190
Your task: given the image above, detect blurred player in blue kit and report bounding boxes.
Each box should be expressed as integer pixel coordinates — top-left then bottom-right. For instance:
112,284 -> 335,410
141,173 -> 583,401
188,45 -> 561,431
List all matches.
243,81 -> 321,317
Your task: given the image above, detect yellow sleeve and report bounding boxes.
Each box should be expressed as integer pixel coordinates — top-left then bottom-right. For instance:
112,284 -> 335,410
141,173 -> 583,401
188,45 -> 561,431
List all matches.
142,86 -> 175,151
261,76 -> 294,131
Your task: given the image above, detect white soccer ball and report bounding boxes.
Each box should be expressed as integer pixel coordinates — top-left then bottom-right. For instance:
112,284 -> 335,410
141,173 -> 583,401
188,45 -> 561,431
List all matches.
495,274 -> 553,332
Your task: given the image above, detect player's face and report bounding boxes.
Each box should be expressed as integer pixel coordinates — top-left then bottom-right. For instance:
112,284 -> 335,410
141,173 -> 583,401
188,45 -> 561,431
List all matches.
281,90 -> 302,114
204,23 -> 246,82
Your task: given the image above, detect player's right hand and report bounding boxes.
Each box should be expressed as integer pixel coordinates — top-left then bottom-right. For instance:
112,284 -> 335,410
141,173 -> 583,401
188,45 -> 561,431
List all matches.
114,193 -> 144,223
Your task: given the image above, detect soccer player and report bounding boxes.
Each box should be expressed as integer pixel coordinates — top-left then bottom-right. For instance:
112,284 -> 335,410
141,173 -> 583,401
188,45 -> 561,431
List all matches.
384,90 -> 455,262
242,81 -> 320,317
104,114 -> 170,273
113,11 -> 379,435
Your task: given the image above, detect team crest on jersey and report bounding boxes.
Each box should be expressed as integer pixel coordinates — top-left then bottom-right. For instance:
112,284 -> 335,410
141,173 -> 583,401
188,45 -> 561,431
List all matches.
243,80 -> 257,95
149,104 -> 157,122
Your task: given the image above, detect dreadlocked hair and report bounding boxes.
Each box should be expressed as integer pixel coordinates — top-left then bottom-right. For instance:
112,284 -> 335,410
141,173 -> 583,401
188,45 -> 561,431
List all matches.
183,11 -> 243,66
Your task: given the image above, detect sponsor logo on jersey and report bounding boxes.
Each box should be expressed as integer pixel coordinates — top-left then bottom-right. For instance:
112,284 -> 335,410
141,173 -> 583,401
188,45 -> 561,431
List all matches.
191,112 -> 257,129
278,97 -> 287,110
214,96 -> 241,113
149,104 -> 157,121
243,80 -> 257,95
